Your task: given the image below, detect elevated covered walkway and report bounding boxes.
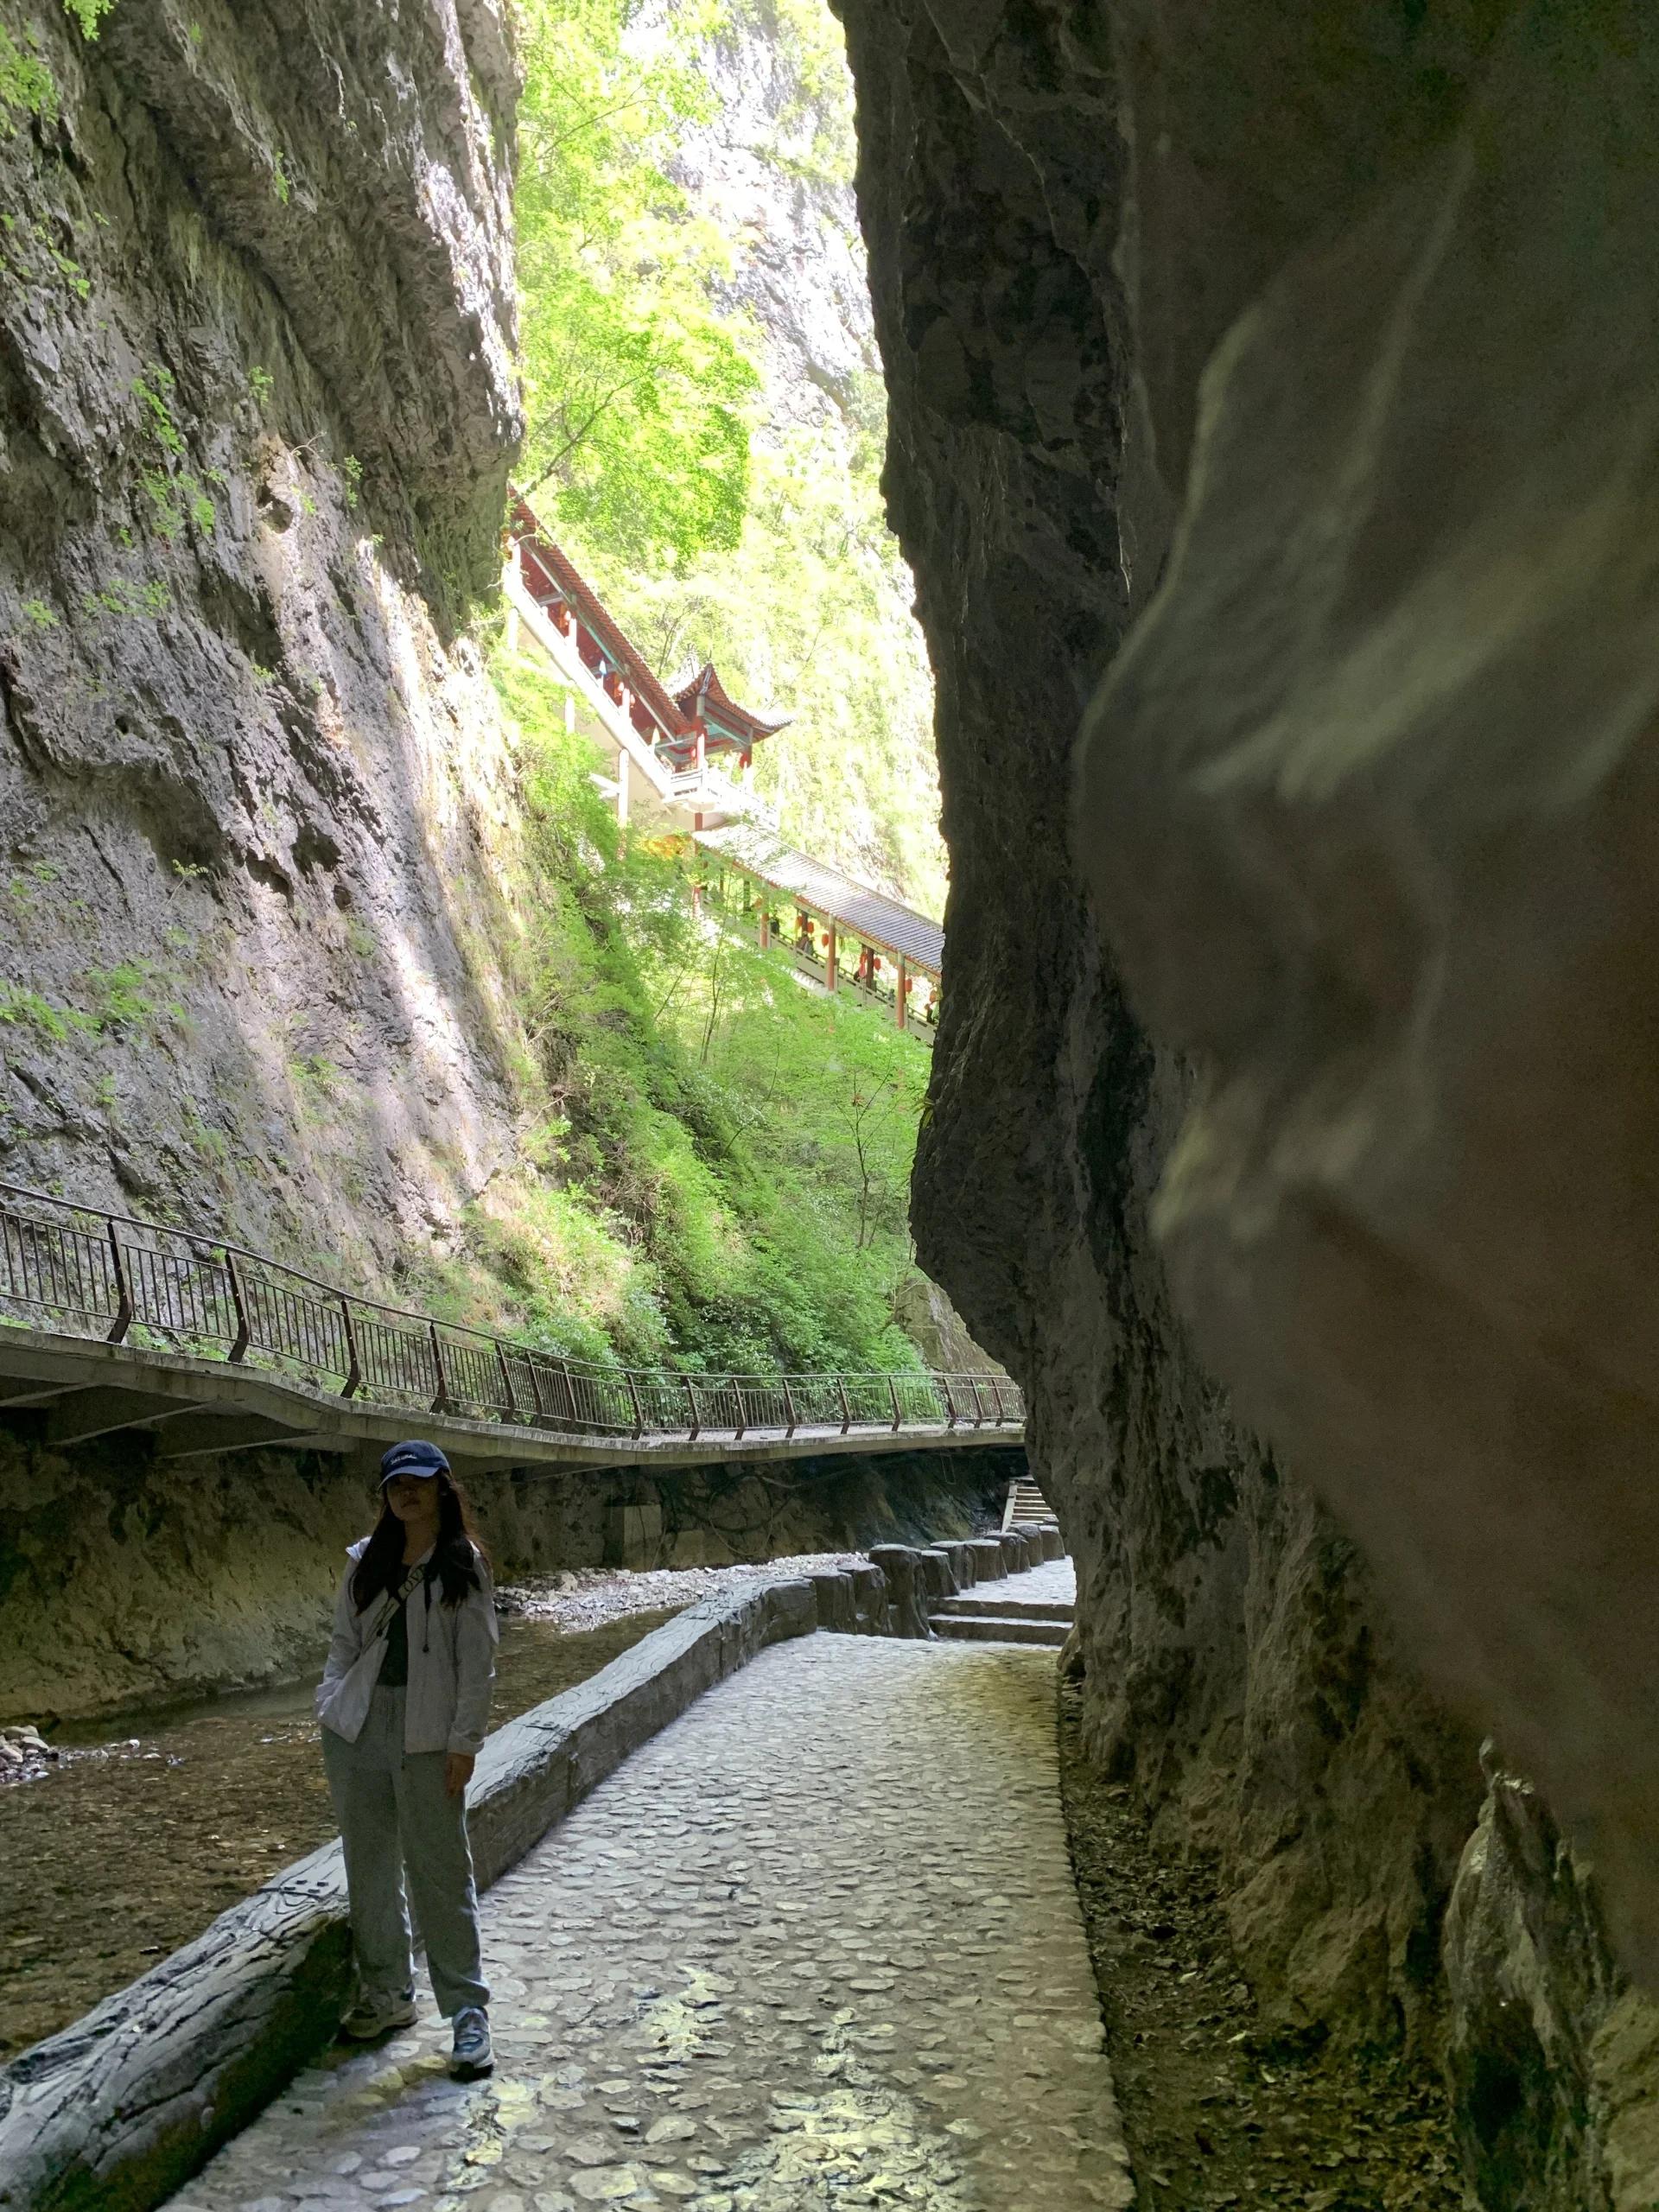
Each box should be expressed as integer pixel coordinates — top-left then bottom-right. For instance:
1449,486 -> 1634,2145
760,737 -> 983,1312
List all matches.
502,493 -> 945,1041
695,821 -> 942,1038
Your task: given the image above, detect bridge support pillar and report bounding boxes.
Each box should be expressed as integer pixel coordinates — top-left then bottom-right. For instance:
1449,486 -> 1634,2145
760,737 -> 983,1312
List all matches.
895,956 -> 909,1031
825,923 -> 837,990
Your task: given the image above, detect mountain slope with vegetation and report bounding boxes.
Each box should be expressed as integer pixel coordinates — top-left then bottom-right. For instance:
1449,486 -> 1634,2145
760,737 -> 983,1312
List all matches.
512,0 -> 948,917
437,652 -> 936,1376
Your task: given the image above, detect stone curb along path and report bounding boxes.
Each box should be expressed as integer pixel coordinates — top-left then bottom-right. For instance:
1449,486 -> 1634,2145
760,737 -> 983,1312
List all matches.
0,1527 -> 1087,2212
166,1632 -> 1129,2212
0,1584 -> 815,2212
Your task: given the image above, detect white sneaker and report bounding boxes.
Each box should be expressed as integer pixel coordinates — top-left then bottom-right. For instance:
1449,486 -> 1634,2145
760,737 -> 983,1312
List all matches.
340,1991 -> 419,2040
449,2005 -> 493,2080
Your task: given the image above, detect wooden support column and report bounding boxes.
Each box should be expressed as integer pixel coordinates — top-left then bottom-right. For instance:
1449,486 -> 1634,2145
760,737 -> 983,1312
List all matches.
895,956 -> 909,1031
758,899 -> 771,951
825,922 -> 837,991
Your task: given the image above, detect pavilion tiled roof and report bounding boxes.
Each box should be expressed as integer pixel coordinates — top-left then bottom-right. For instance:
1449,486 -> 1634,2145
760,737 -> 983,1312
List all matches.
695,823 -> 944,978
674,662 -> 791,744
510,498 -> 690,741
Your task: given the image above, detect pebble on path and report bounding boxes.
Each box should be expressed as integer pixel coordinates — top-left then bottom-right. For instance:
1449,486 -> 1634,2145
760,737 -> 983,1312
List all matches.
166,1637 -> 1135,2212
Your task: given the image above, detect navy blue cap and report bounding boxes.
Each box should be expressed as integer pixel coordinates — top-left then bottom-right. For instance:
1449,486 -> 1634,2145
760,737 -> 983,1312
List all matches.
380,1439 -> 451,1484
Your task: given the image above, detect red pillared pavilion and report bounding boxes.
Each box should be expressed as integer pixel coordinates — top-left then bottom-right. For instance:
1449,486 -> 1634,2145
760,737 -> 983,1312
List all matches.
508,497 -> 790,774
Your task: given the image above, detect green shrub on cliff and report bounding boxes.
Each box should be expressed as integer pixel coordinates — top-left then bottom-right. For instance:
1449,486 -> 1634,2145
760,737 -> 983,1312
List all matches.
469,652 -> 931,1376
0,29 -> 55,130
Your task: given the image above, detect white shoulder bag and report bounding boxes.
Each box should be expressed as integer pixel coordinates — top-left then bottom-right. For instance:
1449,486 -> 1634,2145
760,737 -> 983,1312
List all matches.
315,1564 -> 424,1744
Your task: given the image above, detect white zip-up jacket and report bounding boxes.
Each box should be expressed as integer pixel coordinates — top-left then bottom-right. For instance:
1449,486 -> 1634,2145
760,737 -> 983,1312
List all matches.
318,1537 -> 499,1756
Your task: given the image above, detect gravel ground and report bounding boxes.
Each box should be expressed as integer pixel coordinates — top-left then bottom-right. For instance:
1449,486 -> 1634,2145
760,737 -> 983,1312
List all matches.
495,1554 -> 869,1632
1058,1681 -> 1463,2211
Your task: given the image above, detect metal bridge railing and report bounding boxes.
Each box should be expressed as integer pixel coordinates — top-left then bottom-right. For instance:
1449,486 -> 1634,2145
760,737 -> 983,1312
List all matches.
0,1182 -> 1023,1446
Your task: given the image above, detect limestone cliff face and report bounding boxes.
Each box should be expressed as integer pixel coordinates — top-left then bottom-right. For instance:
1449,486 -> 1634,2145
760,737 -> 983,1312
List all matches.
669,5 -> 877,440
0,0 -> 525,1286
835,0 -> 1659,2200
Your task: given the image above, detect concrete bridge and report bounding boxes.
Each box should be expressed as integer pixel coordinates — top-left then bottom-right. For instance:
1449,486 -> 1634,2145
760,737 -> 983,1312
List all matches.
0,1183 -> 1021,1479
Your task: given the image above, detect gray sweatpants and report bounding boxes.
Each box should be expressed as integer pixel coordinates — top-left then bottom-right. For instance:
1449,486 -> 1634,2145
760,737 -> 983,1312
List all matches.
321,1685 -> 489,2018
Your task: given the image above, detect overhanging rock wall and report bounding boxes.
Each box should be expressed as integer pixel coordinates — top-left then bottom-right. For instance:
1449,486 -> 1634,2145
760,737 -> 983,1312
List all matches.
834,3 -> 1659,2203
835,0 -> 1477,2052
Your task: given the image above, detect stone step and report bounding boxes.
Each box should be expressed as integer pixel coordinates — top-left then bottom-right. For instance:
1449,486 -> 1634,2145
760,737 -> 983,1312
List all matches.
930,1613 -> 1070,1647
933,1595 -> 1075,1624
1002,1477 -> 1052,1534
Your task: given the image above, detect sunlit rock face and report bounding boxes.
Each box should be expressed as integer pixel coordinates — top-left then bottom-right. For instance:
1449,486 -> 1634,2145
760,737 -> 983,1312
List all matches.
0,0 -> 524,1277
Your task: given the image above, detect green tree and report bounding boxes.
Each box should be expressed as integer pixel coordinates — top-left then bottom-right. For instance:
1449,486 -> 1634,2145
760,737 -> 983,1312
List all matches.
514,0 -> 760,570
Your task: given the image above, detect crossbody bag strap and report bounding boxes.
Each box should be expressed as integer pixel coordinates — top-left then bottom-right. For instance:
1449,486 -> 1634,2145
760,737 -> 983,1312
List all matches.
365,1562 -> 426,1644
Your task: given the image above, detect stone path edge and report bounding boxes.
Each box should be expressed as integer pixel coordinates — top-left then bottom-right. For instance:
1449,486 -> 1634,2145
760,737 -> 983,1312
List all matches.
0,1578 -> 817,2212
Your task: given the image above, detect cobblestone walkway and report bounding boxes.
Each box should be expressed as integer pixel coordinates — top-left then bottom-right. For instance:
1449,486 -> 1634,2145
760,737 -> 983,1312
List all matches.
166,1636 -> 1133,2212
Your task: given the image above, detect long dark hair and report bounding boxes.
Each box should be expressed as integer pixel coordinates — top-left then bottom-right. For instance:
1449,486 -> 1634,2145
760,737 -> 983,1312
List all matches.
351,1473 -> 491,1613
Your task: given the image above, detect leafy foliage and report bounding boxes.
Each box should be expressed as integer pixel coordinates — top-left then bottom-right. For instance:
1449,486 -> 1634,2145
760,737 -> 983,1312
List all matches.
61,0 -> 117,39
0,29 -> 55,131
543,0 -> 949,915
514,0 -> 759,571
598,397 -> 949,918
468,655 -> 931,1375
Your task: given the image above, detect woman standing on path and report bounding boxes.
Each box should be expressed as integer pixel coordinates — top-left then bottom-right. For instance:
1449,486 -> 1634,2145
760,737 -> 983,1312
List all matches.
316,1439 -> 498,2080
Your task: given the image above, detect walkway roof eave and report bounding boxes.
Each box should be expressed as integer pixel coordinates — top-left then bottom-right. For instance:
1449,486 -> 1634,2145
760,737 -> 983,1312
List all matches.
511,503 -> 690,742
694,824 -> 944,980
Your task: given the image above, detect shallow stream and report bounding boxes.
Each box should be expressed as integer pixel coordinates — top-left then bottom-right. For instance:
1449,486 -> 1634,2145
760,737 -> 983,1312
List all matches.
0,1606 -> 680,2063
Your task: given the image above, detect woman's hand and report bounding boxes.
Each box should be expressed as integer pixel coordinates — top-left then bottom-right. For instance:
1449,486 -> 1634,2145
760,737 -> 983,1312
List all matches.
444,1751 -> 476,1799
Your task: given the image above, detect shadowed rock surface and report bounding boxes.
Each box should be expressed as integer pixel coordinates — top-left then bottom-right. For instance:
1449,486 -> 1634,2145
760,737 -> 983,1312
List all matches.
834,0 -> 1659,2202
0,1427 -> 1011,1721
1077,0 -> 1659,2000
836,0 -> 1476,2046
